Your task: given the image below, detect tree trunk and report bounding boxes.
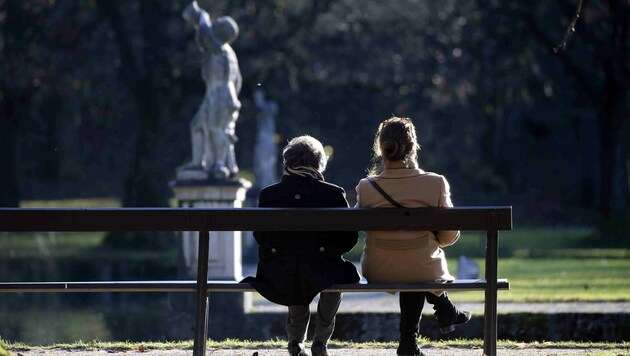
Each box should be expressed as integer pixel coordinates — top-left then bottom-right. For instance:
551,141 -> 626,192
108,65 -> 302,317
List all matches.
96,0 -> 171,208
598,2 -> 630,217
97,0 -> 174,249
42,93 -> 62,182
0,95 -> 20,207
122,76 -> 169,208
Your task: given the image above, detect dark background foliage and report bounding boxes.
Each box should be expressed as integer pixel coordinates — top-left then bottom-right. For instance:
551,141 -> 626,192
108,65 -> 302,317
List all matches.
1,0 -> 628,235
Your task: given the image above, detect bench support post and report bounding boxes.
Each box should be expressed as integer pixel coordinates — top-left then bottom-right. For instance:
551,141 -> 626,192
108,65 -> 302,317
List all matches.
484,226 -> 499,356
193,230 -> 210,356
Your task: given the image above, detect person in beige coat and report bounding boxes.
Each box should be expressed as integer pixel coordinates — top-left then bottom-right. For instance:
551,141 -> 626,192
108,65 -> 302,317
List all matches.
355,116 -> 470,356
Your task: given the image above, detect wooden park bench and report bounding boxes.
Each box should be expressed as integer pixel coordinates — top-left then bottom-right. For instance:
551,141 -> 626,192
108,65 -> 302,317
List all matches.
0,206 -> 511,356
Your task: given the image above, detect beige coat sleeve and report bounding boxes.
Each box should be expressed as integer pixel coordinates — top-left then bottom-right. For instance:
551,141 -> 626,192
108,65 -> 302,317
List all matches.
436,176 -> 460,247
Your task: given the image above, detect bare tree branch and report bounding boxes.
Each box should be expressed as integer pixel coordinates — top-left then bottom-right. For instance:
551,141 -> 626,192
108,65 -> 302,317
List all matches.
554,0 -> 585,52
518,1 -> 597,101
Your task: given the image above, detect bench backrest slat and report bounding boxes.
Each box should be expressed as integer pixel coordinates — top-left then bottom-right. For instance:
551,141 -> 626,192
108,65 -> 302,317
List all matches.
0,207 -> 512,232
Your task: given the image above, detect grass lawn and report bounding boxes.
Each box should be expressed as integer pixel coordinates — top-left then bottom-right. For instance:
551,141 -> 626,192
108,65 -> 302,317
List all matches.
499,257 -> 630,302
1,231 -> 106,254
3,338 -> 629,354
19,198 -> 122,208
448,257 -> 630,302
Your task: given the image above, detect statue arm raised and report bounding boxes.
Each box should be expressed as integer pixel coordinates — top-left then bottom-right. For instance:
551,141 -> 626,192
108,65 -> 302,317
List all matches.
182,1 -> 203,28
183,1 -> 222,52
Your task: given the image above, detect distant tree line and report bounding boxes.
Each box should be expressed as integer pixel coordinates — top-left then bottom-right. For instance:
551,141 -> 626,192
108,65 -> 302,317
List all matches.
1,0 -> 628,230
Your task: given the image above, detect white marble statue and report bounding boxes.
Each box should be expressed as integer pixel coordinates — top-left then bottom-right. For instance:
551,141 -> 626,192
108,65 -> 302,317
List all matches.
181,1 -> 242,179
253,89 -> 279,189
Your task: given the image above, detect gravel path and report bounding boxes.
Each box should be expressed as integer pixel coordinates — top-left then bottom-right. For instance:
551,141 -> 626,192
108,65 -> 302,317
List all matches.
10,346 -> 630,355
243,263 -> 630,314
251,291 -> 630,314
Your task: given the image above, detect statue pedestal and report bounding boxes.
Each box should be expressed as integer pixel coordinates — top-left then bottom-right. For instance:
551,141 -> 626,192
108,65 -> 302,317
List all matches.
168,172 -> 252,339
172,178 -> 251,280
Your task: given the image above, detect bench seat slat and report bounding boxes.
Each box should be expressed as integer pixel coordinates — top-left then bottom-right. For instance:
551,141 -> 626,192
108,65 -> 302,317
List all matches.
324,279 -> 510,292
0,279 -> 509,293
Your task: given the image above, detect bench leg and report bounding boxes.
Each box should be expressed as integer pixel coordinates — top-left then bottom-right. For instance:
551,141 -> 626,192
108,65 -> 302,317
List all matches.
484,228 -> 498,356
193,230 -> 210,356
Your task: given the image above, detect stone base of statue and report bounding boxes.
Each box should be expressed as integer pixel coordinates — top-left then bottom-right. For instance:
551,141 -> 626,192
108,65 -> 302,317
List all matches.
166,168 -> 252,340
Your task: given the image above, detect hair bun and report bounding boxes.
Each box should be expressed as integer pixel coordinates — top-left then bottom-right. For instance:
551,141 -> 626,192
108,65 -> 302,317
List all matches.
382,140 -> 404,161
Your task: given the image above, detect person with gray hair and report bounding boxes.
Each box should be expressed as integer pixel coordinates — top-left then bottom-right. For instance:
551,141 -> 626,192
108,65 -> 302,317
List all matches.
281,135 -> 328,180
243,135 -> 360,356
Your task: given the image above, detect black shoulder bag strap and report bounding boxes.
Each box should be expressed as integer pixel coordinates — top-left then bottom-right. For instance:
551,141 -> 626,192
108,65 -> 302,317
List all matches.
367,177 -> 406,208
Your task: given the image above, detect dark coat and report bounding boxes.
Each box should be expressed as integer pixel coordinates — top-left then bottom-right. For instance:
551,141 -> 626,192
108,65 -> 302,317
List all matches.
242,175 -> 361,306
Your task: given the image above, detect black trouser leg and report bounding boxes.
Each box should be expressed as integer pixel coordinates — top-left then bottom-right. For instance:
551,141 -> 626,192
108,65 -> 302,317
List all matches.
287,304 -> 310,343
398,292 -> 426,340
313,292 -> 342,345
425,291 -> 450,310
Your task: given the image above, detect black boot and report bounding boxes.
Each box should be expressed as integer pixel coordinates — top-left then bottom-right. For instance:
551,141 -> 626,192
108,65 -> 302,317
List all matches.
396,337 -> 426,356
311,341 -> 329,356
429,292 -> 471,334
287,341 -> 309,356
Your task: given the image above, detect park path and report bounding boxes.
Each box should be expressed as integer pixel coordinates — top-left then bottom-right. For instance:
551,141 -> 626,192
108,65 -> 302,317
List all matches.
243,263 -> 630,314
252,291 -> 630,314
11,346 -> 630,355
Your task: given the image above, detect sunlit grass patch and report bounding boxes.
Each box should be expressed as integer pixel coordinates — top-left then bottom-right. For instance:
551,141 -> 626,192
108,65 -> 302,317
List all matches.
20,198 -> 121,208
449,257 -> 630,302
1,231 -> 107,254
4,338 -> 629,353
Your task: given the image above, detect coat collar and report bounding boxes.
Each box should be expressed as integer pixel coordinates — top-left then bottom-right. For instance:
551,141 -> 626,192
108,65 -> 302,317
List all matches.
281,174 -> 322,182
378,167 -> 426,179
